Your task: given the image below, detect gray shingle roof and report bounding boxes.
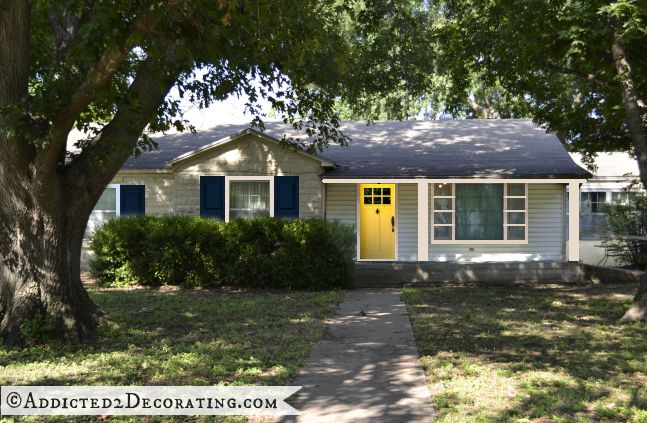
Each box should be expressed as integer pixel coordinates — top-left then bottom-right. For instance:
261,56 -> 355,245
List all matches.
123,119 -> 591,179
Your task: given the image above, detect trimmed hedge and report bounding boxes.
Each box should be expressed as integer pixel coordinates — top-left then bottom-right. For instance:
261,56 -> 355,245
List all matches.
89,216 -> 355,289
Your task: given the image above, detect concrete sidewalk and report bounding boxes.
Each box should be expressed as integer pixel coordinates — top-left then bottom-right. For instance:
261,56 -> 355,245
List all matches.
282,289 -> 434,422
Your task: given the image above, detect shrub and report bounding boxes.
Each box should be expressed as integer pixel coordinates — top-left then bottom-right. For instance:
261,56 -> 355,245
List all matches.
603,193 -> 647,270
90,216 -> 355,289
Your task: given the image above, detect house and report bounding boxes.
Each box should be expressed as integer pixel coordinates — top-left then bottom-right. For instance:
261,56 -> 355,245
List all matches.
570,152 -> 641,265
83,119 -> 591,265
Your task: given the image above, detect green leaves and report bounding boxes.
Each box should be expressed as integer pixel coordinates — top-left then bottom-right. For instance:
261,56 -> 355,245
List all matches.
425,0 -> 646,155
20,0 -> 441,161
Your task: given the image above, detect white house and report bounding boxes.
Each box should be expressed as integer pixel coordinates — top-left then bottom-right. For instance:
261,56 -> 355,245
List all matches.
570,152 -> 641,265
83,119 -> 592,265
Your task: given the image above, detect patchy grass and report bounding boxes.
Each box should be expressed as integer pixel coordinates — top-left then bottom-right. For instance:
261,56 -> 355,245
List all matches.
403,284 -> 647,423
0,288 -> 343,422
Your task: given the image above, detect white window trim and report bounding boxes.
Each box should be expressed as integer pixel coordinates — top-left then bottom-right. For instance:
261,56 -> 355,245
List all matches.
84,184 -> 121,242
431,182 -> 528,245
224,176 -> 274,222
92,184 -> 121,216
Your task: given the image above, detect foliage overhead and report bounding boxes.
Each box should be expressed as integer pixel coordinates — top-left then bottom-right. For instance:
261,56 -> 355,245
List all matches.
8,0 -> 436,158
424,0 -> 646,156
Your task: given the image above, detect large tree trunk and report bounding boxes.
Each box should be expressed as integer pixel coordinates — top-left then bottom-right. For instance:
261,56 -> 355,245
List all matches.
0,179 -> 104,345
611,29 -> 647,321
620,273 -> 647,322
0,0 -> 182,345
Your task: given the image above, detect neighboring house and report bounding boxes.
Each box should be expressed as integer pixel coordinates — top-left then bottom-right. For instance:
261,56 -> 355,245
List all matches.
570,152 -> 642,265
82,119 -> 591,265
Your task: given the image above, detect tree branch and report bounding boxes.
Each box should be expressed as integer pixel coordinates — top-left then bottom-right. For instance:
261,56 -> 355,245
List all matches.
64,46 -> 183,200
41,0 -> 184,173
610,27 -> 647,190
545,63 -> 611,88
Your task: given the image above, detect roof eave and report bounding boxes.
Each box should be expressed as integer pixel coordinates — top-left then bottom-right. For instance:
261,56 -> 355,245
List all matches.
165,128 -> 336,168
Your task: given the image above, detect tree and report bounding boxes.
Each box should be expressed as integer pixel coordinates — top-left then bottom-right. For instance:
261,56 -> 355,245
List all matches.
0,0 -> 432,345
427,0 -> 647,319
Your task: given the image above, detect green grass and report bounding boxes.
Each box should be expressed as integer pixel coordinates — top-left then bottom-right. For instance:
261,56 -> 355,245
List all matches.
403,284 -> 647,423
0,287 -> 343,422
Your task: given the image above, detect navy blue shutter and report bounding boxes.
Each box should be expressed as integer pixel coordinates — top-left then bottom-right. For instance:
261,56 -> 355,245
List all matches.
200,176 -> 225,219
120,185 -> 145,216
274,176 -> 299,218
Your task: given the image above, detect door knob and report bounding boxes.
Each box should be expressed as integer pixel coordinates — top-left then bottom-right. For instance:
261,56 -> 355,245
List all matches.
375,208 -> 380,214
391,216 -> 395,232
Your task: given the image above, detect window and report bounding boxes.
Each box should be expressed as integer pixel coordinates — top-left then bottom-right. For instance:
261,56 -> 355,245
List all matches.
84,185 -> 119,240
229,181 -> 270,219
431,182 -> 527,243
363,186 -> 392,205
611,191 -> 637,204
456,184 -> 503,240
580,192 -> 607,239
577,190 -> 638,239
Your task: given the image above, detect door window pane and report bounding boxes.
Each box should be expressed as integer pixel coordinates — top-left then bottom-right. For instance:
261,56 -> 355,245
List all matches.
230,181 -> 270,219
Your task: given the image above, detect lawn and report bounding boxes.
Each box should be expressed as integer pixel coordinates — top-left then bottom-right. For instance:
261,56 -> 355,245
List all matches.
0,287 -> 343,422
403,284 -> 647,423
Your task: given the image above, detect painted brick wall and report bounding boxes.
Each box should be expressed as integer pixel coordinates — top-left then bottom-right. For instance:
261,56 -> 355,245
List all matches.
172,134 -> 325,218
109,173 -> 174,215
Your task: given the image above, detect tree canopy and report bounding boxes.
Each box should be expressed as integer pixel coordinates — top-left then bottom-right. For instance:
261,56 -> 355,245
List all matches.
425,0 -> 646,156
0,0 -> 434,344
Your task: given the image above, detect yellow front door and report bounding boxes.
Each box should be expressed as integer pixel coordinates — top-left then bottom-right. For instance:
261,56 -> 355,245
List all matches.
359,184 -> 396,259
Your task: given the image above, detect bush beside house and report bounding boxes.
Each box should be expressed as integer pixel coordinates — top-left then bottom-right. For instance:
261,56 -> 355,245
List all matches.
90,216 -> 355,289
604,194 -> 647,270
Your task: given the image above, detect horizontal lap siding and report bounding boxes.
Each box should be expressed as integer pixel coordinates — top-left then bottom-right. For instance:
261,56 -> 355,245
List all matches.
397,184 -> 418,261
428,183 -> 565,262
325,184 -> 356,227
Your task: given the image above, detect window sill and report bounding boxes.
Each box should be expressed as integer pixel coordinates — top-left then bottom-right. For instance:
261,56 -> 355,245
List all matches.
431,239 -> 529,245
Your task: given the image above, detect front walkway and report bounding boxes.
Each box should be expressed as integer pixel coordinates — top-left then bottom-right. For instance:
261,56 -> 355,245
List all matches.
283,289 -> 434,422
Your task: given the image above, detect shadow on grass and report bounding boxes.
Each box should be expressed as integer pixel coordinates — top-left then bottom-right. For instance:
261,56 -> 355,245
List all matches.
0,289 -> 344,388
403,284 -> 647,422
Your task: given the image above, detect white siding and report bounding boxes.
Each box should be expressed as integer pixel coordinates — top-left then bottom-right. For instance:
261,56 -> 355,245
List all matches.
428,183 -> 565,262
325,184 -> 356,227
397,184 -> 418,261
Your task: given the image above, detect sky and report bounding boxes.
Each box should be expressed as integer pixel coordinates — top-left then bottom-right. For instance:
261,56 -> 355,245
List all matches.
68,89 -> 274,145
178,92 -> 275,130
